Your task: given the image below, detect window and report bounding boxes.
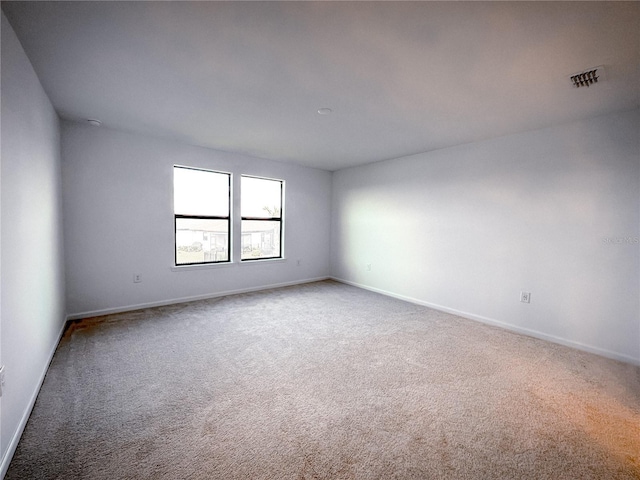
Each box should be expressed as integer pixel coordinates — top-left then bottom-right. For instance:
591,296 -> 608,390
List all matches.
241,175 -> 283,260
174,166 -> 230,265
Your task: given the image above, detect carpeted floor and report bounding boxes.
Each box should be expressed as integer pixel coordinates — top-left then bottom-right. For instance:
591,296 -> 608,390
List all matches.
7,280 -> 640,479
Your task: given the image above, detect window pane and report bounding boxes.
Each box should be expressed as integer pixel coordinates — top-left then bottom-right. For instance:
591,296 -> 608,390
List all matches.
241,176 -> 282,218
241,220 -> 280,259
174,167 -> 229,217
176,218 -> 228,264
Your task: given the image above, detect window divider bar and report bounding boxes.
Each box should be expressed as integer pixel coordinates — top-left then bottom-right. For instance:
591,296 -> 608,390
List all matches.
176,214 -> 229,220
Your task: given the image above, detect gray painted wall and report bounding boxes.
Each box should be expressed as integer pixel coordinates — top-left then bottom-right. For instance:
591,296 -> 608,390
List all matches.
1,12 -> 66,475
331,109 -> 640,364
61,122 -> 332,317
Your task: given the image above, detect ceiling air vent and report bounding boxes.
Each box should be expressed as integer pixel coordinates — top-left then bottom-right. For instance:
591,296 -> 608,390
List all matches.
570,66 -> 605,88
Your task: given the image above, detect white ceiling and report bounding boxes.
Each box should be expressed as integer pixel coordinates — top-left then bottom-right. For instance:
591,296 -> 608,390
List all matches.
3,1 -> 639,171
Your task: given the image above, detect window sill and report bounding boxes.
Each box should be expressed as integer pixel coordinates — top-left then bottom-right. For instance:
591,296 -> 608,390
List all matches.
171,262 -> 234,272
239,257 -> 287,266
170,257 -> 287,271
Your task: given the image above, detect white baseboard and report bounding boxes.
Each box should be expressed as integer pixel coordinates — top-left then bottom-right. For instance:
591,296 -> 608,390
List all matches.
0,318 -> 67,480
331,277 -> 640,367
66,276 -> 331,320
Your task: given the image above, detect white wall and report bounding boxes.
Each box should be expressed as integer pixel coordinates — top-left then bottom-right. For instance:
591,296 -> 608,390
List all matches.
62,122 -> 332,317
331,109 -> 640,364
1,12 -> 67,476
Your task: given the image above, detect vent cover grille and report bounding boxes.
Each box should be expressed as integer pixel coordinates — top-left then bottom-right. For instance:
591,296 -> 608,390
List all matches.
570,66 -> 605,88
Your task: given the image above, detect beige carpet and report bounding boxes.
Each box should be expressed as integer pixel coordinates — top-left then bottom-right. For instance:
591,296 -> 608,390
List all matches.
7,280 -> 640,479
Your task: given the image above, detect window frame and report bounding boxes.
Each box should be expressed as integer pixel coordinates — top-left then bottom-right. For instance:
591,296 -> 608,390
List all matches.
240,175 -> 284,262
173,165 -> 232,266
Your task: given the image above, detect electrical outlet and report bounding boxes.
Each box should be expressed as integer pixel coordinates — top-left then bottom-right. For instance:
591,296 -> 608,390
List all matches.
520,291 -> 531,303
133,274 -> 142,283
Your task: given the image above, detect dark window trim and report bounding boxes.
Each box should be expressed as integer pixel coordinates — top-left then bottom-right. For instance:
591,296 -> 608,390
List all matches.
240,216 -> 281,221
240,175 -> 283,261
174,166 -> 231,266
175,214 -> 230,221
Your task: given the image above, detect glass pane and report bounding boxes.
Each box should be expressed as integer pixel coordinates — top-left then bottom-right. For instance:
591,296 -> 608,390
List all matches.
241,220 -> 281,259
241,176 -> 282,218
174,167 -> 229,217
176,218 -> 229,264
